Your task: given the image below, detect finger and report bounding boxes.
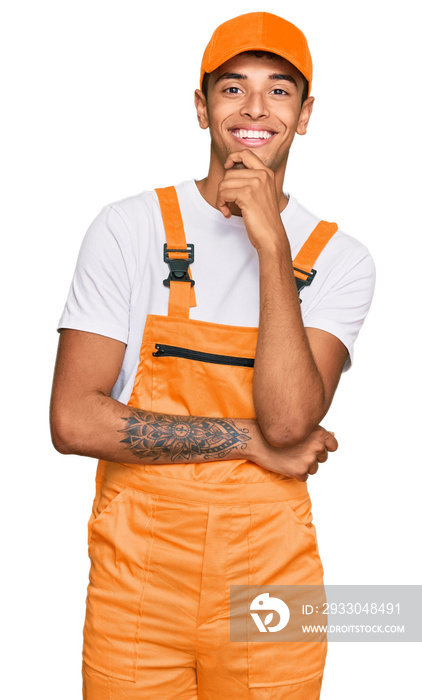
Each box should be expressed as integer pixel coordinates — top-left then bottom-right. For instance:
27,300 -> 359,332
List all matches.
222,169 -> 266,182
223,165 -> 268,178
308,463 -> 319,475
216,186 -> 241,216
224,149 -> 270,171
219,202 -> 232,218
216,181 -> 259,212
219,175 -> 262,189
316,447 -> 329,463
324,433 -> 338,452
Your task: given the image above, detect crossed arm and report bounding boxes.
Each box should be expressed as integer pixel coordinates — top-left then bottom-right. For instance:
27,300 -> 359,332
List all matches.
50,322 -> 345,482
50,151 -> 348,481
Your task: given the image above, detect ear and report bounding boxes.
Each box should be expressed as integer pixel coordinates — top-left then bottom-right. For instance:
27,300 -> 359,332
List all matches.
296,96 -> 315,136
194,89 -> 209,130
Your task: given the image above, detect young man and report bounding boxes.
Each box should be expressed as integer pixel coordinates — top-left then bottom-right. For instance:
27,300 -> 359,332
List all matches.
50,11 -> 375,700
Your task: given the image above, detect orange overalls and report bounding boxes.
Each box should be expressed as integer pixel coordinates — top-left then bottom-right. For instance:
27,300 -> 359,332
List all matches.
82,186 -> 338,699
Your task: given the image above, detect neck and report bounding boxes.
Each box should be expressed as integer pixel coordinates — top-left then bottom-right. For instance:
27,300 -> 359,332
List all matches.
195,150 -> 290,216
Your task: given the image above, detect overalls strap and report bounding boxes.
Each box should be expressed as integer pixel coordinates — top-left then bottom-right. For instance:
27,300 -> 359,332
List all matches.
155,186 -> 197,318
292,220 -> 338,293
156,185 -> 338,309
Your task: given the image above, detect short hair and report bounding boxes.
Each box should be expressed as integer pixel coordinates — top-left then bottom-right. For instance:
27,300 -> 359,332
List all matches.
201,51 -> 309,106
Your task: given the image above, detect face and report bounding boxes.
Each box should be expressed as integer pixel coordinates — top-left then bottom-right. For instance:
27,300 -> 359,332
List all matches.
195,53 -> 314,178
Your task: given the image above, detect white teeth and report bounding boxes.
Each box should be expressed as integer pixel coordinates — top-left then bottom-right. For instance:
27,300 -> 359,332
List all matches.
232,129 -> 273,139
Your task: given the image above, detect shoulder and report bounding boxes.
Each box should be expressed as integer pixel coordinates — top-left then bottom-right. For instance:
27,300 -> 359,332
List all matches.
103,180 -> 196,236
82,186 -> 171,261
285,195 -> 376,280
104,187 -> 161,234
107,180 -> 195,220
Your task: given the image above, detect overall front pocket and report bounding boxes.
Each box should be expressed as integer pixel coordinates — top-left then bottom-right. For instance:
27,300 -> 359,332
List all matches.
151,342 -> 256,419
87,479 -> 129,549
247,500 -> 327,688
83,487 -> 158,682
153,343 -> 255,367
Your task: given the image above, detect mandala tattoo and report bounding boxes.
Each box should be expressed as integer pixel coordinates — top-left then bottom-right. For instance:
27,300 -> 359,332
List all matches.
119,408 -> 250,461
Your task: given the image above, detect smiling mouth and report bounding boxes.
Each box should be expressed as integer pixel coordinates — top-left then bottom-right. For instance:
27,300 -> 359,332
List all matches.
229,128 -> 276,144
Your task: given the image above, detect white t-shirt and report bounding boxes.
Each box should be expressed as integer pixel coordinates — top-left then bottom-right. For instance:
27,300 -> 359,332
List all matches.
58,179 -> 376,404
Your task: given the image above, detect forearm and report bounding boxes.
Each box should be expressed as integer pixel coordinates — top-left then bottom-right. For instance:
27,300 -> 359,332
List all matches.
253,240 -> 325,446
52,386 -> 338,481
214,153 -> 326,446
52,392 -> 261,465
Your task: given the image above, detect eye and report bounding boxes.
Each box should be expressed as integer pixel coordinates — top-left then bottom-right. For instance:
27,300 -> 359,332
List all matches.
271,88 -> 288,96
224,86 -> 242,94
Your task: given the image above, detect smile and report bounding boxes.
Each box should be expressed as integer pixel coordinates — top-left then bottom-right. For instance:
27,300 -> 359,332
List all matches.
229,129 -> 276,146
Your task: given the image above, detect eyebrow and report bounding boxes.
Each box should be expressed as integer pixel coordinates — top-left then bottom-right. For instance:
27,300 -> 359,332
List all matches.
214,72 -> 298,88
214,72 -> 247,84
268,73 -> 298,88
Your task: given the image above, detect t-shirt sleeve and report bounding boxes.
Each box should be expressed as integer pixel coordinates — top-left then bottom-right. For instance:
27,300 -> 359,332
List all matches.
302,245 -> 376,372
57,204 -> 134,343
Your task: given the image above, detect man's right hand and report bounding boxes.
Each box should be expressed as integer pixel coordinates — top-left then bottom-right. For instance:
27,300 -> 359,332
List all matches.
251,425 -> 338,482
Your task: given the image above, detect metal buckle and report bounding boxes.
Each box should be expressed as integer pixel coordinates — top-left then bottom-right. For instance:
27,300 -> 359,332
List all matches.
294,267 -> 317,303
163,243 -> 195,287
293,266 -> 317,286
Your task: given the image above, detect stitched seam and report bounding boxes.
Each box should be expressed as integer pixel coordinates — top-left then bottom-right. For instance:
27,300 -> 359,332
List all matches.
194,504 -> 210,660
101,470 -> 298,487
247,505 -> 253,679
101,476 -> 304,506
134,496 -> 158,679
249,667 -> 325,688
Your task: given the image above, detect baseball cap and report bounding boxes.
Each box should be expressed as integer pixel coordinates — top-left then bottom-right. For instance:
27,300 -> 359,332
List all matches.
200,12 -> 312,96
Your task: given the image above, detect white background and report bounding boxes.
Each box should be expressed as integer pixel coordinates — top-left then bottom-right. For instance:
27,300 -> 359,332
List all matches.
1,0 -> 421,698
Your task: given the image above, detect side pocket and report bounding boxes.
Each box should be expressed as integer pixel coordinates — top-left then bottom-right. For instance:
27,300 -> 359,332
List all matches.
284,494 -> 315,528
87,479 -> 129,548
83,487 -> 157,683
247,499 -> 327,688
284,495 -> 325,578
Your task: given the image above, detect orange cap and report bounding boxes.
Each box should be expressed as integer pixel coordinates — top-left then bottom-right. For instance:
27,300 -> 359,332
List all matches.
200,12 -> 312,96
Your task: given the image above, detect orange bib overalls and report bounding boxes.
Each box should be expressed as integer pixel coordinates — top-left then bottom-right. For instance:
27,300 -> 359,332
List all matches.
82,187 -> 338,699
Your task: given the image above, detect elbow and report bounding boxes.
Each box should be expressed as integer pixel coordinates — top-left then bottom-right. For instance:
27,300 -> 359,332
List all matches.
258,414 -> 320,448
50,421 -> 75,455
260,425 -> 308,449
50,410 -> 83,455
50,390 -> 107,457
257,385 -> 327,448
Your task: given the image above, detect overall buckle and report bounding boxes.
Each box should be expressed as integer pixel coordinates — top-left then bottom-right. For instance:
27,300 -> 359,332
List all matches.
294,266 -> 317,301
293,266 -> 317,286
163,243 -> 195,287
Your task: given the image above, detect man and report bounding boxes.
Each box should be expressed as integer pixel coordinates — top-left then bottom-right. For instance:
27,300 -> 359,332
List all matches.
50,11 -> 375,699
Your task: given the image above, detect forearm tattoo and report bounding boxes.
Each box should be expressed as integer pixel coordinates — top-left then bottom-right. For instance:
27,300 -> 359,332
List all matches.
119,408 -> 251,461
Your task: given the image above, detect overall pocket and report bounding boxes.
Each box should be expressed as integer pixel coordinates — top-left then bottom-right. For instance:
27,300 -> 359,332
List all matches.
247,499 -> 327,688
151,341 -> 255,418
284,494 -> 325,576
83,485 -> 158,682
153,343 -> 254,367
87,479 -> 129,549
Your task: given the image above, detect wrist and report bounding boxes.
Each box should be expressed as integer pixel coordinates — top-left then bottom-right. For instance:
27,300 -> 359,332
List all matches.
256,234 -> 291,260
239,419 -> 264,463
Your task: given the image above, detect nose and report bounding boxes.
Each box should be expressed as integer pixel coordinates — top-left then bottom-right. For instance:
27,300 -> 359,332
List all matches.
240,91 -> 269,120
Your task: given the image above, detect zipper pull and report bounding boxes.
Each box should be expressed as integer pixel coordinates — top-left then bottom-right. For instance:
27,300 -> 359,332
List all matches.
152,344 -> 164,357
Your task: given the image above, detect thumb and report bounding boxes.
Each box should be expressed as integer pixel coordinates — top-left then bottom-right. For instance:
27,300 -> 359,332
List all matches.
325,432 -> 338,451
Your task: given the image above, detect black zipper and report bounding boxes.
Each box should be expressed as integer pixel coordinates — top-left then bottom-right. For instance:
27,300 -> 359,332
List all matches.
153,343 -> 254,367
